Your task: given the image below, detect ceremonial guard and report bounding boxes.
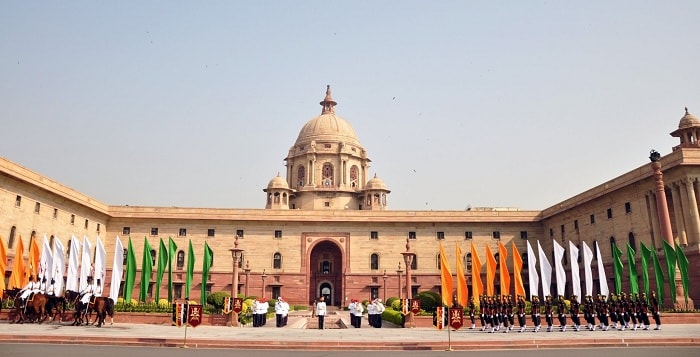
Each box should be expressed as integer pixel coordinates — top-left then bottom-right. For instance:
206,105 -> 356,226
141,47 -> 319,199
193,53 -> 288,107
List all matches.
597,295 -> 610,331
352,299 -> 364,328
569,295 -> 581,331
80,276 -> 95,312
583,295 -> 595,330
638,293 -> 650,330
628,294 -> 639,330
487,296 -> 496,333
316,296 -> 327,329
348,299 -> 357,326
531,295 -> 541,332
544,295 -> 554,332
516,295 -> 527,332
275,297 -> 289,327
252,298 -> 261,327
19,275 -> 39,307
506,295 -> 515,331
39,277 -> 47,293
261,298 -> 269,326
557,295 -> 568,331
479,295 -> 487,331
468,297 -> 477,329
374,299 -> 385,328
46,278 -> 57,296
650,291 -> 661,330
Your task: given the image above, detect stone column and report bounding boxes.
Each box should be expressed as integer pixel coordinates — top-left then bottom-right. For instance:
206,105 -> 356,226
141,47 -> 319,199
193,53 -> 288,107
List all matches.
670,182 -> 687,245
229,236 -> 244,327
646,191 -> 661,248
401,239 -> 415,328
682,177 -> 700,245
650,155 -> 674,245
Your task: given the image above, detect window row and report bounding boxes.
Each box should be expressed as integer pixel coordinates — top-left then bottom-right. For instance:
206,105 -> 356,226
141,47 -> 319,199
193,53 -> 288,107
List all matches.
552,202 -> 633,238
13,195 -> 100,233
124,227 -> 247,238
371,231 -> 529,240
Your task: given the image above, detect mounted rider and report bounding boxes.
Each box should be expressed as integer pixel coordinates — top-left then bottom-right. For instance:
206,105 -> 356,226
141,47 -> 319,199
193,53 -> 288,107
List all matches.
79,276 -> 95,311
19,275 -> 41,306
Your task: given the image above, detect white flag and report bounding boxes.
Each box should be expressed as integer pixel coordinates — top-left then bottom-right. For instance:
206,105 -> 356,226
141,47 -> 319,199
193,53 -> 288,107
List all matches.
595,241 -> 610,297
569,241 -> 581,299
52,236 -> 66,297
79,235 -> 93,291
94,236 -> 107,292
552,239 -> 566,297
110,236 -> 124,303
526,240 -> 540,300
582,241 -> 594,296
537,240 -> 552,297
66,235 -> 81,292
40,234 -> 54,283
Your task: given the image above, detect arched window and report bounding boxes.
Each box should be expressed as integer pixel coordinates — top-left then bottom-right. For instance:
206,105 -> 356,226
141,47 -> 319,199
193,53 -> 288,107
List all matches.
177,250 -> 185,269
350,166 -> 359,188
283,193 -> 287,204
370,253 -> 379,270
8,226 -> 16,248
322,163 -> 334,186
628,232 -> 636,251
297,166 -> 305,187
150,249 -> 156,266
273,192 -> 280,203
465,253 -> 472,271
321,261 -> 331,274
273,252 -> 282,269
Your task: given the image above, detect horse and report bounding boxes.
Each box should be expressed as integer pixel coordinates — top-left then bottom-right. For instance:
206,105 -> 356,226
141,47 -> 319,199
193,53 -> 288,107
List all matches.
64,290 -> 114,327
90,297 -> 115,327
64,290 -> 88,326
1,288 -> 21,317
12,292 -> 48,324
44,294 -> 67,323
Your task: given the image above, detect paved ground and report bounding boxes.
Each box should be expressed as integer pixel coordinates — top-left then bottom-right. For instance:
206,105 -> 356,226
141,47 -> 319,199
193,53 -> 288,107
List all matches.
0,311 -> 698,351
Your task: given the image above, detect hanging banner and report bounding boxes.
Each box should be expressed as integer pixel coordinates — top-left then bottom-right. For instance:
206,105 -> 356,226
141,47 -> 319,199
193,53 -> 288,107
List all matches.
435,306 -> 445,330
188,304 -> 203,328
410,299 -> 421,314
401,299 -> 409,315
172,303 -> 186,327
223,296 -> 232,314
233,297 -> 243,313
449,307 -> 464,330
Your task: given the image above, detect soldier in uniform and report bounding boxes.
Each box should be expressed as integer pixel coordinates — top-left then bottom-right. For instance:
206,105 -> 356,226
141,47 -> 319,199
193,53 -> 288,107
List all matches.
316,296 -> 327,329
649,291 -> 661,330
569,295 -> 581,331
557,295 -> 568,331
544,295 -> 554,332
479,295 -> 487,331
598,295 -> 610,331
468,297 -> 476,329
352,299 -> 364,328
19,275 -> 39,307
506,295 -> 515,331
628,293 -> 639,330
531,295 -> 541,332
373,298 -> 385,328
516,295 -> 527,332
638,293 -> 650,330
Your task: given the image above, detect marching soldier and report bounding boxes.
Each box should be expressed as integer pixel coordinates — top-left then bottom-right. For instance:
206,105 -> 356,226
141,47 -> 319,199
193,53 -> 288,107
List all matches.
650,291 -> 661,330
479,295 -> 487,331
516,295 -> 527,332
506,295 -> 515,330
598,295 -> 610,331
557,295 -> 568,331
544,295 -> 554,332
531,295 -> 541,332
570,295 -> 581,331
468,297 -> 477,329
374,298 -> 385,328
638,293 -> 650,330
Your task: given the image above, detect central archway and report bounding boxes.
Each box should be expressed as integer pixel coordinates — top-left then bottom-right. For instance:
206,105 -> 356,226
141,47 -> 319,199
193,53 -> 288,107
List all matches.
309,240 -> 344,307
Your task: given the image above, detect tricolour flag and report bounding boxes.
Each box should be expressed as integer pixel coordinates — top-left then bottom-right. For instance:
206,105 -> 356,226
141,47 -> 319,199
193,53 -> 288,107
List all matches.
569,241 -> 581,299
455,244 -> 468,307
139,237 -> 154,302
485,244 -> 496,296
51,237 -> 66,297
595,241 -> 609,297
537,241 -> 552,297
582,241 -> 594,296
498,242 -> 510,296
512,242 -> 525,298
470,242 -> 483,300
438,241 -> 453,307
552,239 -> 566,297
185,240 -> 195,300
124,237 -> 137,301
526,241 -> 539,299
626,243 -> 639,295
168,237 -> 178,302
201,241 -> 214,306
109,236 -> 124,303
156,238 -> 168,302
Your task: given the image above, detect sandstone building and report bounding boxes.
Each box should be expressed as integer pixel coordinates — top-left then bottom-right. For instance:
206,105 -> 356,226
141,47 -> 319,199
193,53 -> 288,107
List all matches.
1,87 -> 698,308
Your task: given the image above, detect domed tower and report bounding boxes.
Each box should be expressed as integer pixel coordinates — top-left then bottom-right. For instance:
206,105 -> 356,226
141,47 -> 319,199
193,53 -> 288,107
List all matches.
671,107 -> 700,151
363,174 -> 391,211
263,173 -> 293,209
276,85 -> 389,210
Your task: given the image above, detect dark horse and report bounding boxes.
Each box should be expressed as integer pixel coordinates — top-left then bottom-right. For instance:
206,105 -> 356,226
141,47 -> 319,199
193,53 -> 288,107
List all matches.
65,290 -> 115,327
1,288 -> 21,316
12,292 -> 48,324
44,294 -> 67,323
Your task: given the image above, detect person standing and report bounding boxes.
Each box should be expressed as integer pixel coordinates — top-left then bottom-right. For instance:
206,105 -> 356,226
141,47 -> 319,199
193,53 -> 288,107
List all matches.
516,295 -> 527,332
544,295 -> 554,332
316,296 -> 327,329
366,299 -> 377,327
374,298 -> 385,328
650,291 -> 662,330
348,299 -> 357,327
252,298 -> 261,327
352,299 -> 364,328
275,297 -> 289,327
557,295 -> 568,331
570,295 -> 581,331
531,296 -> 541,332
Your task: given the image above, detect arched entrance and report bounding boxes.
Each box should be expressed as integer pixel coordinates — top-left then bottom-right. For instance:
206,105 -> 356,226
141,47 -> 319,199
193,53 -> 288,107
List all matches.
309,240 -> 344,307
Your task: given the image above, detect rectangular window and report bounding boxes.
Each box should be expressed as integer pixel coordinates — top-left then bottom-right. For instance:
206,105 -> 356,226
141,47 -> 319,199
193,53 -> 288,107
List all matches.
207,229 -> 215,237
34,202 -> 40,214
370,231 -> 379,240
574,220 -> 579,230
151,228 -> 159,236
520,231 -> 528,240
370,287 -> 379,300
324,143 -> 332,148
123,227 -> 131,235
84,219 -> 89,229
274,230 -> 282,238
607,208 -> 613,219
179,228 -> 187,237
236,229 -> 244,238
408,231 -> 416,240
324,202 -> 330,207
53,208 -> 58,219
70,214 -> 75,225
625,202 -> 632,214
590,214 -> 595,224
465,231 -> 473,240
560,225 -> 565,239
492,231 -> 501,239
272,286 -> 281,300
436,232 -> 445,240
549,228 -> 554,237
15,195 -> 21,207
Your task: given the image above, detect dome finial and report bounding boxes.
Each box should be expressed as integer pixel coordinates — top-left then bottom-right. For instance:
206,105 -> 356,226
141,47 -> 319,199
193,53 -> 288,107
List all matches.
686,107 -> 689,115
320,85 -> 337,114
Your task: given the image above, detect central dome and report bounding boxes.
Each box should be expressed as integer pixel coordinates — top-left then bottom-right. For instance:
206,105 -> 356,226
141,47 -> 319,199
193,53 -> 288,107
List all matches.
294,86 -> 361,146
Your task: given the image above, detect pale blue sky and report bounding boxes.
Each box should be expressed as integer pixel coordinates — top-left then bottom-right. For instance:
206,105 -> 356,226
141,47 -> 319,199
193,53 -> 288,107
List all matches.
1,1 -> 699,211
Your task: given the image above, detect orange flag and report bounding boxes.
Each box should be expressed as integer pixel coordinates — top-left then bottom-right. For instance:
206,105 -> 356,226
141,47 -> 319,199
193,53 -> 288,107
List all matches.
470,242 -> 483,299
498,242 -> 510,296
29,235 -> 40,278
439,242 -> 453,307
8,236 -> 25,289
485,244 -> 497,296
512,242 -> 526,298
455,244 -> 468,307
0,236 -> 7,298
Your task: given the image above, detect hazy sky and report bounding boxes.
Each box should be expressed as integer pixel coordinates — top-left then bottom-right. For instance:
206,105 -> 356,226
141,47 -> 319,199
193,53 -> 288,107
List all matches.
1,1 -> 699,211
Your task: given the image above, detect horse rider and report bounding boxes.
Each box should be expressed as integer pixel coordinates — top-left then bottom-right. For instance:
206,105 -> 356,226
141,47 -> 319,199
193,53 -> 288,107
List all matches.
46,278 -> 57,296
19,275 -> 40,307
79,276 -> 95,312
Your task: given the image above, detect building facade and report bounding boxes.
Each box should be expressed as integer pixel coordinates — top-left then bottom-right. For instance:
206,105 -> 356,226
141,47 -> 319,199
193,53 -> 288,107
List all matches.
1,89 -> 698,308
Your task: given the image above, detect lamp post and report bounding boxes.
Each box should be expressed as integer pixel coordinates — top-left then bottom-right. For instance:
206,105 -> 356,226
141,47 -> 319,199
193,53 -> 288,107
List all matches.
229,235 -> 244,327
396,262 -> 403,300
244,260 -> 251,297
382,270 -> 388,301
401,238 -> 416,328
261,269 -> 267,299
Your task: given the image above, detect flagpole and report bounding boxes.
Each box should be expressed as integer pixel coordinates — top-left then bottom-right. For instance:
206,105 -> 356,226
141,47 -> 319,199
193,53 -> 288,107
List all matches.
182,301 -> 189,348
446,317 -> 452,351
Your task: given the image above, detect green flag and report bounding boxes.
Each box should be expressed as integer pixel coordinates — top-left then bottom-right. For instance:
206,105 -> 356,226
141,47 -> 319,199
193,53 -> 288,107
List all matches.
662,241 -> 677,302
639,242 -> 652,299
155,238 -> 168,302
626,243 -> 639,295
168,237 -> 177,302
652,247 -> 665,302
675,243 -> 690,305
185,240 -> 195,300
124,237 -> 137,301
139,237 -> 154,302
201,242 -> 214,306
612,241 -> 624,295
